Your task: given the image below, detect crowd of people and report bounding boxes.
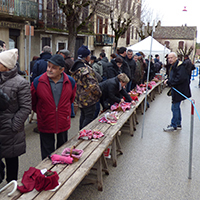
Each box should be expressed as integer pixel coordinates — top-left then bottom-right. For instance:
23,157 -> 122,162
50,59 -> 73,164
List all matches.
0,39 -> 194,185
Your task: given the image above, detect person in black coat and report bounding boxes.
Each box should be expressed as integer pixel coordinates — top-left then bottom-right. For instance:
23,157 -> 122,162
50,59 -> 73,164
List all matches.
163,52 -> 191,132
125,49 -> 136,90
0,89 -> 10,183
107,57 -> 123,79
99,73 -> 135,110
183,55 -> 196,81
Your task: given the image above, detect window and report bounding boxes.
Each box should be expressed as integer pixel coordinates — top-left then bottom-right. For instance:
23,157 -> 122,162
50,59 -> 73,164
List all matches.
178,41 -> 184,49
105,18 -> 108,34
38,0 -> 43,20
42,37 -> 51,49
96,16 -> 103,34
164,41 -> 170,48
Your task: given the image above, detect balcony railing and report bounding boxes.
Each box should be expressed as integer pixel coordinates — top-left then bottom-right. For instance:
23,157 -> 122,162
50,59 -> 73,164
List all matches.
0,0 -> 38,20
94,34 -> 114,46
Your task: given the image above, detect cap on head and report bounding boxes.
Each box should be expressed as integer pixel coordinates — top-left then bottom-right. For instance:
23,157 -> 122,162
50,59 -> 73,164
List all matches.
48,54 -> 65,68
77,45 -> 91,58
136,52 -> 141,56
0,48 -> 18,69
60,49 -> 70,57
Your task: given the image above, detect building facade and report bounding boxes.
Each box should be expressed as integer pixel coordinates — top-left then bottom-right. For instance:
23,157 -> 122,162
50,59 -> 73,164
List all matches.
153,22 -> 197,61
0,0 -> 38,70
0,0 -> 141,71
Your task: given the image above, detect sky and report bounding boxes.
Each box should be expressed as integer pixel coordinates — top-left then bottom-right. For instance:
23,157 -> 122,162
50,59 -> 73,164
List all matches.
143,0 -> 200,42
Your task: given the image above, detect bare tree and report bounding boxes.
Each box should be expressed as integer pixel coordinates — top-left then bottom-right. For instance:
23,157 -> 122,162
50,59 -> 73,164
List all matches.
110,0 -> 141,52
57,0 -> 102,57
177,43 -> 194,60
136,0 -> 160,40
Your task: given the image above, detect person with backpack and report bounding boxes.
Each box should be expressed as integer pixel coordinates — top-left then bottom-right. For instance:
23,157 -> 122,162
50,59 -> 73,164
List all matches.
70,45 -> 102,130
31,54 -> 77,160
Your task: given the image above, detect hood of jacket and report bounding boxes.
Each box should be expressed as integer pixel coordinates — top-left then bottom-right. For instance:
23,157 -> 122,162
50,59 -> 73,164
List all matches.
101,57 -> 108,63
0,66 -> 18,84
39,52 -> 52,60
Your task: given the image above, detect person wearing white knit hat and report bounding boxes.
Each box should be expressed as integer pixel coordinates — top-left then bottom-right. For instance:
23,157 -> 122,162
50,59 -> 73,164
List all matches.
0,48 -> 31,183
0,48 -> 18,71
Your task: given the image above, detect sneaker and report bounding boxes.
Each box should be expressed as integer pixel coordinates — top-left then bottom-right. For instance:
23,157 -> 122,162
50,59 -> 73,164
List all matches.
177,125 -> 182,130
163,125 -> 177,132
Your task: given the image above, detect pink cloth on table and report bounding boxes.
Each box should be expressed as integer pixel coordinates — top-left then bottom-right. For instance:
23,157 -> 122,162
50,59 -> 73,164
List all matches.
51,154 -> 73,164
78,129 -> 104,140
110,102 -> 131,112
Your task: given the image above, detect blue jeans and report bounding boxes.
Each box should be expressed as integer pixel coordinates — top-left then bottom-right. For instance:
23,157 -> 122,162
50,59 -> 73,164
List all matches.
71,103 -> 75,117
171,101 -> 181,128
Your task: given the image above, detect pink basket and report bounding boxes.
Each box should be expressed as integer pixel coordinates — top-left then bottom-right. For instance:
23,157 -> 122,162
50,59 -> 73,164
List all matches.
61,146 -> 84,160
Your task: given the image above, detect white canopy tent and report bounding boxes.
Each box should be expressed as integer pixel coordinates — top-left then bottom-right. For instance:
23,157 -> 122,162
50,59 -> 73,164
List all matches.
127,36 -> 171,64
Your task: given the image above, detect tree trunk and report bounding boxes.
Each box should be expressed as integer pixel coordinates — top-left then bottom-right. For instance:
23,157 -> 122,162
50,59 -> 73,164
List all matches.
114,36 -> 119,53
67,20 -> 78,58
68,31 -> 77,59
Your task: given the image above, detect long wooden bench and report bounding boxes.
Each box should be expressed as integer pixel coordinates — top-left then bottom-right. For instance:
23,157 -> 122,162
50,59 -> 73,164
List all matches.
0,80 -> 164,200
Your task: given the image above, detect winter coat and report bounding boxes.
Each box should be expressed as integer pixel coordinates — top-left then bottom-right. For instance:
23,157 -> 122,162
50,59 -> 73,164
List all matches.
154,61 -> 162,73
100,57 -> 110,78
184,58 -> 195,76
107,59 -> 122,79
167,60 -> 191,103
0,89 -> 10,111
133,61 -> 142,84
99,76 -> 132,109
0,66 -> 31,158
31,52 -> 52,82
70,59 -> 102,108
64,57 -> 74,75
92,61 -> 103,77
125,57 -> 136,80
31,72 -> 76,133
119,55 -> 131,79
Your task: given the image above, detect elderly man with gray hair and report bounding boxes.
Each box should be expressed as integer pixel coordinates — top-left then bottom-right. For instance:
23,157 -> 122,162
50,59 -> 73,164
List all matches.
163,52 -> 191,132
31,45 -> 52,82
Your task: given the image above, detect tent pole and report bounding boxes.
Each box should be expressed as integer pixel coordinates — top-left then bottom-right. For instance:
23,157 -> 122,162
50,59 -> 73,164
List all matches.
141,21 -> 155,139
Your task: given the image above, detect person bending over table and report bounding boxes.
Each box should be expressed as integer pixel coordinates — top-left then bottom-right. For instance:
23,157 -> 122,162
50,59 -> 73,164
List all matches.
99,73 -> 136,110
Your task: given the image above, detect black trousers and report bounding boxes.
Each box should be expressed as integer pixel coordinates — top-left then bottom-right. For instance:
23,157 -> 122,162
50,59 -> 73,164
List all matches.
40,131 -> 68,160
79,104 -> 96,130
4,157 -> 19,183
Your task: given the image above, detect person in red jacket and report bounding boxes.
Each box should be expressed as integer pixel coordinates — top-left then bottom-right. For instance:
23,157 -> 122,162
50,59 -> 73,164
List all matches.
31,54 -> 77,160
